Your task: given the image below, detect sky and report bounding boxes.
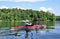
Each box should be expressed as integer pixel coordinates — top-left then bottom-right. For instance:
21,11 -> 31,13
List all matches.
0,0 -> 60,16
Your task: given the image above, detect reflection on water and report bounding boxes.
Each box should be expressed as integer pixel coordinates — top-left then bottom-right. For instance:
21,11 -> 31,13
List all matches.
0,21 -> 60,39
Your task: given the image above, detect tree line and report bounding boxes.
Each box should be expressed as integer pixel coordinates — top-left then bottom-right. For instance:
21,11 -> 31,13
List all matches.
0,8 -> 56,21
56,16 -> 60,21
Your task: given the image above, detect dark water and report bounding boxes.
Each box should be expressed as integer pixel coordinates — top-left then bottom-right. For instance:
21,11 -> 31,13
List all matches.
0,21 -> 60,39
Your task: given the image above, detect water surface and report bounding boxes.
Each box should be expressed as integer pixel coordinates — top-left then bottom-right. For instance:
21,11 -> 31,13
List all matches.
0,21 -> 60,39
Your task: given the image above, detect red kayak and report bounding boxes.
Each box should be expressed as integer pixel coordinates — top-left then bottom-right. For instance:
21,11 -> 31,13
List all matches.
11,24 -> 46,30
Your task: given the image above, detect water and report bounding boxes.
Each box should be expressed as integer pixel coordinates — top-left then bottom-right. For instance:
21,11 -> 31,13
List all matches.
0,21 -> 60,39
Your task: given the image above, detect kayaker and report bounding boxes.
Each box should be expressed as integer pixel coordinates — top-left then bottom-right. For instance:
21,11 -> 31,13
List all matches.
25,22 -> 32,26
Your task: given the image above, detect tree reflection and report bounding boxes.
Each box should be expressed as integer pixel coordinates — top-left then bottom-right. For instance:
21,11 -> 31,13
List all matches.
45,21 -> 56,32
46,21 -> 56,26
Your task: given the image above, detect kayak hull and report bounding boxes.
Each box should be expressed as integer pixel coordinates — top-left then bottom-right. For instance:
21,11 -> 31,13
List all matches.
11,24 -> 46,30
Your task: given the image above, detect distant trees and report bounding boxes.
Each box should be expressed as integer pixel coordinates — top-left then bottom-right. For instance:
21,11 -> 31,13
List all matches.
56,16 -> 60,21
0,8 -> 56,21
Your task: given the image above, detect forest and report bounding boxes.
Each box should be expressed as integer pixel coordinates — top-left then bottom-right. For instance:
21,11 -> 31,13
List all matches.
0,8 -> 56,21
0,8 -> 56,27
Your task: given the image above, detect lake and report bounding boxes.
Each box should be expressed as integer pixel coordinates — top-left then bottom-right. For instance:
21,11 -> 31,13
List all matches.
0,21 -> 60,39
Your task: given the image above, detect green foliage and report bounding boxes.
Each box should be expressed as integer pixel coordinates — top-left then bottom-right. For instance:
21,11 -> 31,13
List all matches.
0,8 -> 56,21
